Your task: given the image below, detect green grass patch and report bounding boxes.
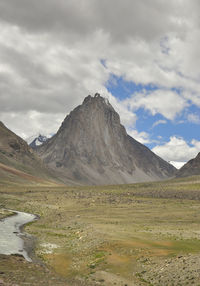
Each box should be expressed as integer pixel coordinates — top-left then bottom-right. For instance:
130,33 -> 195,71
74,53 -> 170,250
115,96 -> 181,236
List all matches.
171,238 -> 200,254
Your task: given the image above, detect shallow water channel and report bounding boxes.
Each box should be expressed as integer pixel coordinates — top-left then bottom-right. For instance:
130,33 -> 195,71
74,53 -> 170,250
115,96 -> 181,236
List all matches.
0,210 -> 37,262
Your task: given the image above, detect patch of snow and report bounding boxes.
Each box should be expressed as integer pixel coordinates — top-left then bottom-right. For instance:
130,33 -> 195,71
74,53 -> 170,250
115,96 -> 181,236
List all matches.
35,139 -> 43,146
25,133 -> 52,145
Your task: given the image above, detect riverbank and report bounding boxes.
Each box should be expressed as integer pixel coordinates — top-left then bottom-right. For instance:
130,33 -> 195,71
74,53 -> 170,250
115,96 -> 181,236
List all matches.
0,210 -> 38,261
18,212 -> 41,263
0,209 -> 15,220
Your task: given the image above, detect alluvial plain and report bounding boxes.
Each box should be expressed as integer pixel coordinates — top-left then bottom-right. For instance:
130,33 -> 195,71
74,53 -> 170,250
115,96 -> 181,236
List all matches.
0,176 -> 200,285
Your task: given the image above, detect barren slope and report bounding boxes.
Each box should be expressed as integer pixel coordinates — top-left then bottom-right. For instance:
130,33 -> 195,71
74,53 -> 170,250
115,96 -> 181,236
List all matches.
0,121 -> 58,184
176,152 -> 200,178
37,94 -> 176,185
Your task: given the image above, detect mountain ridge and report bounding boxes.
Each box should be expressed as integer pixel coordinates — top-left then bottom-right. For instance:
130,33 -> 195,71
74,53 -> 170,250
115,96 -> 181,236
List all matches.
176,152 -> 200,178
37,93 -> 176,185
0,121 -> 59,184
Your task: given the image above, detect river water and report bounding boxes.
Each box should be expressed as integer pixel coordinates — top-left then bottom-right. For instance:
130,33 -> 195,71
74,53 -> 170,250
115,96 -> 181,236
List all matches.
0,210 -> 37,262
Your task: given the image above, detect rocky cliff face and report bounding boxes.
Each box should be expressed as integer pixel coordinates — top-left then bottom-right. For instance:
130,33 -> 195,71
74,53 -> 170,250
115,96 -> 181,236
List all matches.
176,152 -> 200,178
37,94 -> 176,185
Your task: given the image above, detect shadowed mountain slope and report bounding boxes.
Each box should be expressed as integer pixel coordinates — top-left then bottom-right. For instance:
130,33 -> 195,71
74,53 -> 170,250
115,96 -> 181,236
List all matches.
37,94 -> 176,185
176,152 -> 200,178
0,121 -> 58,184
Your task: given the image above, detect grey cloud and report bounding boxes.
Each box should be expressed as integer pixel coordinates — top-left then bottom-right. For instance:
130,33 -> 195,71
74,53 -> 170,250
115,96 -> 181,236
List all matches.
0,0 -> 200,139
0,110 -> 66,139
0,40 -> 88,113
0,0 -> 194,42
0,0 -> 96,37
94,0 -> 178,41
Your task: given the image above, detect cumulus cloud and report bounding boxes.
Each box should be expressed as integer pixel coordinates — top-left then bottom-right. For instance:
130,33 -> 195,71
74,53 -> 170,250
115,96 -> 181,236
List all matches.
0,111 -> 65,139
0,0 -> 192,41
152,136 -> 200,163
127,129 -> 150,144
169,161 -> 186,169
0,0 -> 199,139
107,94 -> 137,128
123,89 -> 188,120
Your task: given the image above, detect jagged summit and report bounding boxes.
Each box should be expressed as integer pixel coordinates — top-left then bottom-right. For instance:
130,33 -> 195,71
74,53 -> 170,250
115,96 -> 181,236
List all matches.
27,134 -> 50,149
83,93 -> 111,107
37,94 -> 176,185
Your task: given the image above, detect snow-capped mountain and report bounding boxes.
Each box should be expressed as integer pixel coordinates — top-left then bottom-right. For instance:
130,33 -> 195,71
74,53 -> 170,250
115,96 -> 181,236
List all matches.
26,134 -> 51,149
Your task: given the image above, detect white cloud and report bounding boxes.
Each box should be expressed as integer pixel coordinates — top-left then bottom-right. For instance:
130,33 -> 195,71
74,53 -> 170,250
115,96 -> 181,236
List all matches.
191,139 -> 200,149
169,161 -> 186,169
152,136 -> 200,162
182,91 -> 200,107
124,89 -> 188,120
0,111 -> 65,139
187,113 -> 200,124
127,129 -> 150,144
152,119 -> 167,128
107,94 -> 137,128
0,0 -> 199,138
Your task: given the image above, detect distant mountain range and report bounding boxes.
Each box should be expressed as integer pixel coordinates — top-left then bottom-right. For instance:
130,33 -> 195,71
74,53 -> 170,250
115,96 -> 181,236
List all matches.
37,94 -> 176,185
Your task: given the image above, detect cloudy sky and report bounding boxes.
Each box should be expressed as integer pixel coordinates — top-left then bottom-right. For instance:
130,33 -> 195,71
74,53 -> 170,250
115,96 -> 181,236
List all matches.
0,0 -> 200,168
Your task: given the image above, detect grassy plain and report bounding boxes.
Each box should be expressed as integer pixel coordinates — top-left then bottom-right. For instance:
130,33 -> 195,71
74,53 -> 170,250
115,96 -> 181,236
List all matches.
0,176 -> 200,285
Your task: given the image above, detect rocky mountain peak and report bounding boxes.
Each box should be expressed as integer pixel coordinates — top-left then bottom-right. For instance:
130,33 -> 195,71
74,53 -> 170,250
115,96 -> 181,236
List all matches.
58,93 -> 120,135
82,93 -> 114,114
83,93 -> 111,106
27,134 -> 50,149
37,94 -> 176,185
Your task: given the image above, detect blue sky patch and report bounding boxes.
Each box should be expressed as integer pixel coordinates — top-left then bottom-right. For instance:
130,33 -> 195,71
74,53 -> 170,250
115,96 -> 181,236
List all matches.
105,74 -> 200,150
106,74 -> 158,100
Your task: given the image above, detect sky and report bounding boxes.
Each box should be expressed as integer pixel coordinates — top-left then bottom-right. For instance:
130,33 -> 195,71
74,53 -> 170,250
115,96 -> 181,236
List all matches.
0,0 -> 200,168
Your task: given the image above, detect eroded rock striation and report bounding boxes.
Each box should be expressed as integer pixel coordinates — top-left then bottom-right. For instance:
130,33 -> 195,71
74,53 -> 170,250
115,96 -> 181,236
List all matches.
37,94 -> 176,185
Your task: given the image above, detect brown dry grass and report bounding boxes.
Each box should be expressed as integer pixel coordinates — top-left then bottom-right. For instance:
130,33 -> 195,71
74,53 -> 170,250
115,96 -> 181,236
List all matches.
1,176 -> 200,285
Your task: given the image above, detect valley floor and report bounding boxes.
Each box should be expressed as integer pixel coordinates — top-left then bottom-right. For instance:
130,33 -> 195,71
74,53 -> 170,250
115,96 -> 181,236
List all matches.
0,176 -> 200,285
